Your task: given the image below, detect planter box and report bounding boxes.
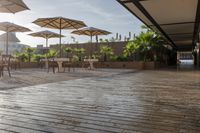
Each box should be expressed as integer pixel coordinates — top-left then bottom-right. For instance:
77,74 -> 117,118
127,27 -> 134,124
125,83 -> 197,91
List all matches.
20,62 -> 39,68
94,62 -> 146,70
93,61 -> 167,70
144,62 -> 155,70
18,61 -> 166,70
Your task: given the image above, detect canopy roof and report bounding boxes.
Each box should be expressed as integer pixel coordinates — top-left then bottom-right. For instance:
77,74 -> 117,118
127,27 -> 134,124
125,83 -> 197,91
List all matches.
71,27 -> 111,36
117,0 -> 200,51
0,0 -> 29,13
29,30 -> 65,39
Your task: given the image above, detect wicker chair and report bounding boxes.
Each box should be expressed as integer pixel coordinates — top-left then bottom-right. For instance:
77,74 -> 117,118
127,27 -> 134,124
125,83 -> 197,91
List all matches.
63,56 -> 82,72
0,60 -> 3,77
0,55 -> 11,77
63,61 -> 73,72
81,61 -> 91,70
47,58 -> 58,73
38,61 -> 45,69
10,58 -> 20,70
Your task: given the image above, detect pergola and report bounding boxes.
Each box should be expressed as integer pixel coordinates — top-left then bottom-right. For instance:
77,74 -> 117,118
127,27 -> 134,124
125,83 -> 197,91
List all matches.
117,0 -> 200,51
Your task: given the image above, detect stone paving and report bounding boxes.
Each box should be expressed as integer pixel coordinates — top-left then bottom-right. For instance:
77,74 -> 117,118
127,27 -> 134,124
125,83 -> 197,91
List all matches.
0,69 -> 199,133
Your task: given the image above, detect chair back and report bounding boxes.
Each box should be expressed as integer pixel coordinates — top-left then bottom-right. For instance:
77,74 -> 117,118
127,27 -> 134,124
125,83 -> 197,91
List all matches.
48,58 -> 57,66
1,55 -> 11,66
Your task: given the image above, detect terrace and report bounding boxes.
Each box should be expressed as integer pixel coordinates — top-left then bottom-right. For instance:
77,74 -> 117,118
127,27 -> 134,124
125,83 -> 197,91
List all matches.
0,0 -> 199,133
0,68 -> 199,132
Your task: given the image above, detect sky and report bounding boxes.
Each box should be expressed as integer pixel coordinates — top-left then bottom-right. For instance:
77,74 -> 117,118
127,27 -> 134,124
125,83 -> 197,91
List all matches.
0,0 -> 143,47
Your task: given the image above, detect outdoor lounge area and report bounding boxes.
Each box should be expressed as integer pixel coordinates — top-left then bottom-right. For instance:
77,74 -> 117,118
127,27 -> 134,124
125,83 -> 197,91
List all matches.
0,68 -> 199,132
0,0 -> 199,133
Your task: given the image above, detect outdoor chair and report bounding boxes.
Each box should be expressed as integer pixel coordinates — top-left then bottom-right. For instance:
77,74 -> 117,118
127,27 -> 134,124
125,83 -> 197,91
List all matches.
63,61 -> 73,72
0,59 -> 3,77
81,61 -> 91,70
63,58 -> 80,72
0,55 -> 11,77
63,56 -> 81,72
10,58 -> 20,70
71,61 -> 81,72
47,58 -> 58,73
38,60 -> 45,69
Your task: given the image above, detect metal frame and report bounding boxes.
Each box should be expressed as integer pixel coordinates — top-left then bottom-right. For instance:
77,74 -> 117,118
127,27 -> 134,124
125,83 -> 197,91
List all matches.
117,0 -> 177,49
117,0 -> 200,51
192,0 -> 200,46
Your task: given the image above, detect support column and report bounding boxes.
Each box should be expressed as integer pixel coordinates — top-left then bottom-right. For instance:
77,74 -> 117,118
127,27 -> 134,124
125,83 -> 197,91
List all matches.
197,43 -> 200,67
177,52 -> 180,63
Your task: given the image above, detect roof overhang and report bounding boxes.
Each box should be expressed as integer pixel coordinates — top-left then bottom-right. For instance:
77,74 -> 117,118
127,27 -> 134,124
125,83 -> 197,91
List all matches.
117,0 -> 200,51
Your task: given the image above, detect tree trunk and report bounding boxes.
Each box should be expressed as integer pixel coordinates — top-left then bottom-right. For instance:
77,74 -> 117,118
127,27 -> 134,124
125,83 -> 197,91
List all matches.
104,54 -> 107,62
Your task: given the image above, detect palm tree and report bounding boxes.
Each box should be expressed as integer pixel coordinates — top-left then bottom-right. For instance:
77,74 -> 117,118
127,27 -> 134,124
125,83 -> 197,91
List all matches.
123,40 -> 140,60
46,49 -> 58,58
15,52 -> 28,62
124,28 -> 165,61
34,54 -> 44,63
64,47 -> 73,58
141,25 -> 152,32
73,48 -> 85,61
100,45 -> 114,62
24,48 -> 35,63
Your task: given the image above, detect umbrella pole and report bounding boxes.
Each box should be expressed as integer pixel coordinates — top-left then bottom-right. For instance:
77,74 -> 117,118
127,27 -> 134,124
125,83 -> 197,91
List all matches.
90,35 -> 93,57
90,35 -> 92,43
59,18 -> 62,58
6,31 -> 8,55
46,37 -> 48,48
45,37 -> 49,69
96,35 -> 98,43
45,37 -> 48,59
45,38 -> 49,69
95,35 -> 98,52
59,28 -> 62,58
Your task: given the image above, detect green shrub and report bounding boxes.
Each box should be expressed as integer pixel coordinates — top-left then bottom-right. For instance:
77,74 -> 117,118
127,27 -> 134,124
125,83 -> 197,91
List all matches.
33,54 -> 45,63
100,45 -> 114,62
15,53 -> 28,62
46,49 -> 58,58
64,47 -> 73,58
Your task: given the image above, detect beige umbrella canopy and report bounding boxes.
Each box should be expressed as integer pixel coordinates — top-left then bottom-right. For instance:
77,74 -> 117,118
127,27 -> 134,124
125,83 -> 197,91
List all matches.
71,27 -> 111,42
0,0 -> 29,13
0,22 -> 31,54
33,17 -> 87,57
29,30 -> 65,47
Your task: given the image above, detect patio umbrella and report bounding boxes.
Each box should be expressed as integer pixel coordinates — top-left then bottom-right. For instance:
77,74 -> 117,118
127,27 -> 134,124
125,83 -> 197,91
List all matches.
29,30 -> 65,48
71,27 -> 111,42
71,27 -> 111,56
33,17 -> 87,57
0,22 -> 31,55
0,0 -> 29,13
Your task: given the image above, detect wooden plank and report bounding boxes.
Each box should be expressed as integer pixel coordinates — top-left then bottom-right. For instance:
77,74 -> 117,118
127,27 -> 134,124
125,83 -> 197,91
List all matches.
0,70 -> 199,133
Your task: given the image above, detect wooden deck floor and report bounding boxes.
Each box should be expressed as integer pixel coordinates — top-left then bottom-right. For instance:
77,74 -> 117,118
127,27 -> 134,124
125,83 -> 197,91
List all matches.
0,69 -> 199,133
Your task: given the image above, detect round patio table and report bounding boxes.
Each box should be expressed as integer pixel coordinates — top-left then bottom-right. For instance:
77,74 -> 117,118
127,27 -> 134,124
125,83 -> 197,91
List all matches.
41,58 -> 70,72
84,59 -> 98,70
54,58 -> 70,72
